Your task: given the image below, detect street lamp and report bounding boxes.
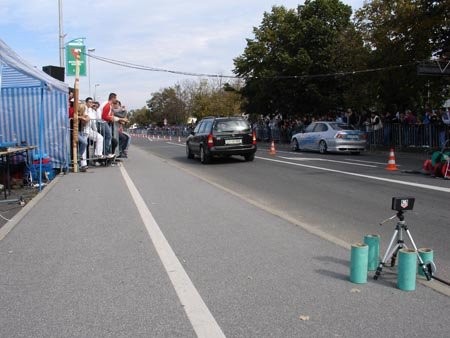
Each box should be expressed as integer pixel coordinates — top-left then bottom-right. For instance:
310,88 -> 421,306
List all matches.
94,84 -> 100,101
88,48 -> 95,97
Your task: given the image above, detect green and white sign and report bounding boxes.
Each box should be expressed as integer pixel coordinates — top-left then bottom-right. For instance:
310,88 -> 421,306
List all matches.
66,39 -> 86,76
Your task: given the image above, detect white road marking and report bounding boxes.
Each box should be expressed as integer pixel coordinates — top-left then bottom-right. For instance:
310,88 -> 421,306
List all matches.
119,166 -> 226,338
257,156 -> 450,193
165,142 -> 447,192
279,156 -> 378,168
344,158 -> 388,165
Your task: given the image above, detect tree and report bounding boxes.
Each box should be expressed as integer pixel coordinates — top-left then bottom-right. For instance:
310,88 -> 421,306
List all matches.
355,0 -> 449,111
145,79 -> 245,123
146,86 -> 186,125
128,107 -> 151,127
234,1 -> 368,117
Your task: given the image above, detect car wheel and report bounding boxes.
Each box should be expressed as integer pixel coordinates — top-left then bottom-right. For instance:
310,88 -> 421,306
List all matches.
244,153 -> 255,161
291,138 -> 299,151
319,140 -> 327,154
186,143 -> 194,159
200,146 -> 210,164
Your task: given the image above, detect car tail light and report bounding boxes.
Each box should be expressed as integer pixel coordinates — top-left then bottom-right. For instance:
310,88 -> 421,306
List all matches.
335,132 -> 344,139
207,134 -> 214,148
252,131 -> 257,145
360,133 -> 367,140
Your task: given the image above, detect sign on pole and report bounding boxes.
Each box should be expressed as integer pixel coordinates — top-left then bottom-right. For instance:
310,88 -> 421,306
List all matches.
66,38 -> 86,76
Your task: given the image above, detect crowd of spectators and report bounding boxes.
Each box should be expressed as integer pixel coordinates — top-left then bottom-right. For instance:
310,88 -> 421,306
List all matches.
69,91 -> 130,171
252,107 -> 450,149
128,105 -> 450,151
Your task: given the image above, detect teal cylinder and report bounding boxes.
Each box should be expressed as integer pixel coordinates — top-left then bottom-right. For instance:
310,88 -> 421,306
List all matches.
398,249 -> 417,291
364,234 -> 380,271
350,243 -> 368,284
418,248 -> 433,277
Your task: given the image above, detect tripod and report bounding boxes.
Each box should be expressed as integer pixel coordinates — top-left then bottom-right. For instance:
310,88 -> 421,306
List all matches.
373,210 -> 431,281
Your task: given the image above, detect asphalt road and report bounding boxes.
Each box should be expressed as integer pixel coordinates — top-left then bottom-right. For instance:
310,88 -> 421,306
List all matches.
132,136 -> 450,283
2,137 -> 450,337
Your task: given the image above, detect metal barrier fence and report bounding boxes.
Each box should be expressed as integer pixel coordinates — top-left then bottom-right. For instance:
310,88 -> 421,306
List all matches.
367,123 -> 450,149
130,123 -> 450,150
255,123 -> 450,149
130,127 -> 191,138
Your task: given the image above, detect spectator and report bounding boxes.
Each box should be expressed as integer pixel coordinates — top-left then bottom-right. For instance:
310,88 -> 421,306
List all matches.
84,97 -> 113,160
77,104 -> 89,172
370,112 -> 383,146
347,109 -> 360,128
112,100 -> 130,158
438,108 -> 449,148
97,93 -> 117,156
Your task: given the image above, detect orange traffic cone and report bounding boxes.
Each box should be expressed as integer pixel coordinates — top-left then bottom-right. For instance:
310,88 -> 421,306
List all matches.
385,148 -> 398,171
269,140 -> 276,155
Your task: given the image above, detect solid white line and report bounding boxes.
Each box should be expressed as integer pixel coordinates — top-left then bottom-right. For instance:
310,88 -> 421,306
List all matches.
119,166 -> 226,338
279,156 -> 377,168
257,156 -> 450,193
344,158 -> 388,165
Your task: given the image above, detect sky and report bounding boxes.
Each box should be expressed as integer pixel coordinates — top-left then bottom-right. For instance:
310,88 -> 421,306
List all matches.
0,0 -> 365,110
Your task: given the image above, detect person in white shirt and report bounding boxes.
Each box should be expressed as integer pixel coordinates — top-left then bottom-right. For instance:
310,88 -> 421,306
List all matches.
84,97 -> 111,158
440,108 -> 450,148
442,108 -> 450,125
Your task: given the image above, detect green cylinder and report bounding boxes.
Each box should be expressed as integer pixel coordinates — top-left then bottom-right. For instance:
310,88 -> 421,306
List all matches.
398,248 -> 417,291
364,234 -> 380,271
350,243 -> 368,284
418,248 -> 433,277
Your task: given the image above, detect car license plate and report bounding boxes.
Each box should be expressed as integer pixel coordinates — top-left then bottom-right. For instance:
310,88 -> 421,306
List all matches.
225,139 -> 242,145
347,135 -> 359,140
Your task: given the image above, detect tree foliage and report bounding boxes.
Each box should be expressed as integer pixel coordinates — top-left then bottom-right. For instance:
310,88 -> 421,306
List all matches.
234,0 -> 448,117
132,79 -> 245,127
234,0 -> 369,116
355,0 -> 449,111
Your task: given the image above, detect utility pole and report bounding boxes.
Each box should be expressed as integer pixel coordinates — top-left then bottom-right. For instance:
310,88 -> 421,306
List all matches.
58,0 -> 65,68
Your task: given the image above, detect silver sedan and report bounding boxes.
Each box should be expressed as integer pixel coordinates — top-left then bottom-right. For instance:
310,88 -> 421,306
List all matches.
291,121 -> 367,154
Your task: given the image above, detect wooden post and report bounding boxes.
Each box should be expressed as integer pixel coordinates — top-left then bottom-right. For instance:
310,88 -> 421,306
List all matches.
71,48 -> 81,173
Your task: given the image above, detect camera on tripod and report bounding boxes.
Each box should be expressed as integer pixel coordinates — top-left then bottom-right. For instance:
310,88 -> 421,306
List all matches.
391,197 -> 415,211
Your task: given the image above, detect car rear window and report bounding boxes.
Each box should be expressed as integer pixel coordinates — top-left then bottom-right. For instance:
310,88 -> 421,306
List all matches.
213,120 -> 250,132
330,123 -> 356,131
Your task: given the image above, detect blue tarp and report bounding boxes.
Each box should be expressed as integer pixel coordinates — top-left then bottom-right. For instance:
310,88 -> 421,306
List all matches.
0,39 -> 69,169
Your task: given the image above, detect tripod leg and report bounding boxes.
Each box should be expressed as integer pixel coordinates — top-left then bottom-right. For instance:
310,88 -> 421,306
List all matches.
374,230 -> 399,280
405,229 -> 432,281
390,243 -> 407,267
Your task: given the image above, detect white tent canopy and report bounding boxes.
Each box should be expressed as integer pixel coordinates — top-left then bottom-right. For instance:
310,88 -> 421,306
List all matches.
0,38 -> 69,170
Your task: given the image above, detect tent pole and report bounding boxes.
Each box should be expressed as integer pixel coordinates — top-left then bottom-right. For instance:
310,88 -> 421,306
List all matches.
38,86 -> 44,190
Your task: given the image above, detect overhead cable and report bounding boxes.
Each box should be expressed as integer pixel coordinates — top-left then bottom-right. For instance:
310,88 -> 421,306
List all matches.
83,51 -> 418,80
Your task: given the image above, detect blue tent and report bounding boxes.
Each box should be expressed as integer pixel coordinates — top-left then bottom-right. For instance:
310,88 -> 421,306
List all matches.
0,38 -> 69,170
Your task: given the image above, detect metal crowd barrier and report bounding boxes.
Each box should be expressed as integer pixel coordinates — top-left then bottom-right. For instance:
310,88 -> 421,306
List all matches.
257,122 -> 450,149
129,122 -> 450,151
